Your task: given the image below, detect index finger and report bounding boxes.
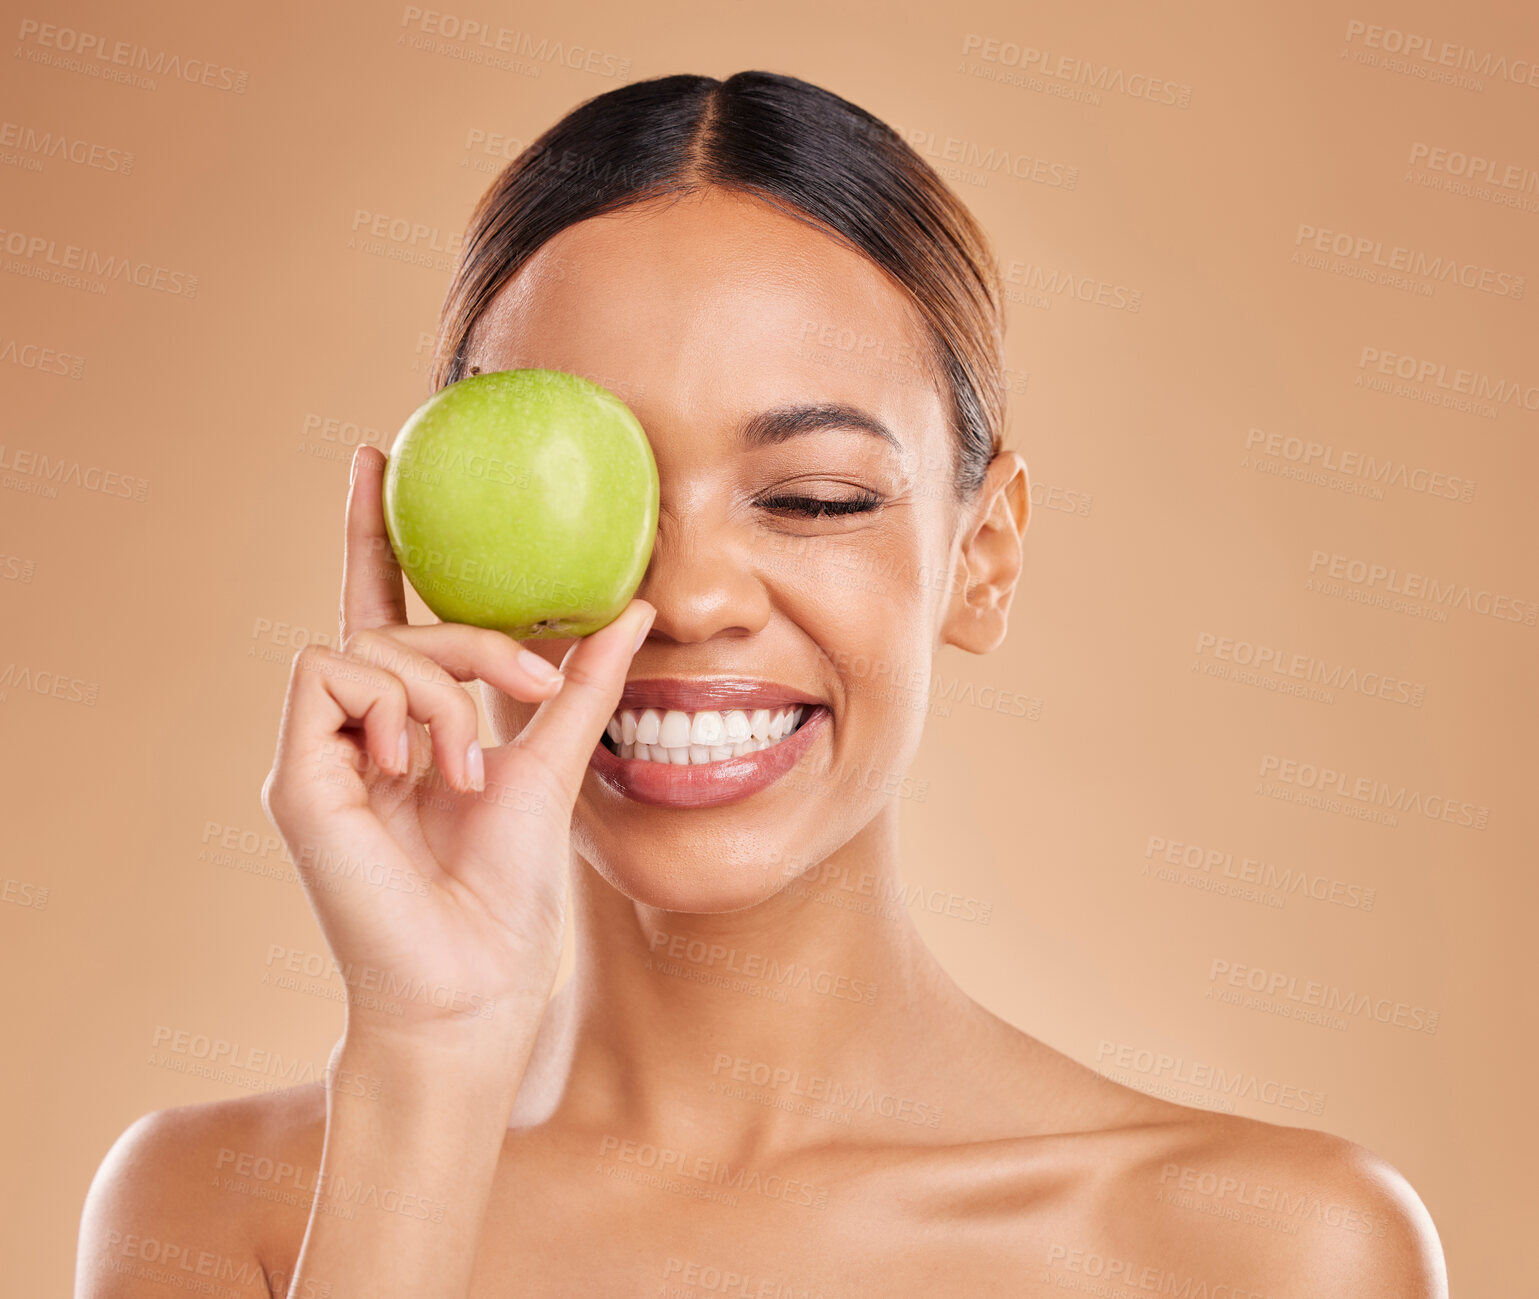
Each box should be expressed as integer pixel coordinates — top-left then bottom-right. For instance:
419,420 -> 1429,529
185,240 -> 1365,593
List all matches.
341,445 -> 409,642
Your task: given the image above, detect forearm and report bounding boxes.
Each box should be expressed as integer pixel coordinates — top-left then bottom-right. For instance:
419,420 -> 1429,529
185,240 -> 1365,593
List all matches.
279,1030 -> 533,1298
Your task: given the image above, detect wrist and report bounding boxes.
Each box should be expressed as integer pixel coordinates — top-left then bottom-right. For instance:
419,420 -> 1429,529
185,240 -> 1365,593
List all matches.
332,1009 -> 542,1112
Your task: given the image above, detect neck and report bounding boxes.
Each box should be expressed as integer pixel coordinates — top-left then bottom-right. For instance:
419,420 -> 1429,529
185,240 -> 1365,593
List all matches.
512,802 -> 975,1159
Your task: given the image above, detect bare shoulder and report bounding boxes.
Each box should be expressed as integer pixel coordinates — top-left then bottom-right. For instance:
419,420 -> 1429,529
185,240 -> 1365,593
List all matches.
75,1083 -> 326,1297
916,1020 -> 1448,1297
1040,1095 -> 1446,1299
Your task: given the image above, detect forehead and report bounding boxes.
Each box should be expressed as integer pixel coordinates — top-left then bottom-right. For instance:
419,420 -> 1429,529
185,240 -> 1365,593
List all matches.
464,187 -> 947,457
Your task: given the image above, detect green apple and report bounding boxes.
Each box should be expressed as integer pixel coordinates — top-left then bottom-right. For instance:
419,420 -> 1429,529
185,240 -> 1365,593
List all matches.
382,368 -> 658,638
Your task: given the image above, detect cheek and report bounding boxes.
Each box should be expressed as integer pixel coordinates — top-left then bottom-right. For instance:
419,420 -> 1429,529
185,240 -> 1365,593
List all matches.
764,562 -> 936,748
761,530 -> 941,671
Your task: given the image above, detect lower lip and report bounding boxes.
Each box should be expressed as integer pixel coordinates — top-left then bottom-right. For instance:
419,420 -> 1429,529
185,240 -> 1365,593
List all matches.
588,707 -> 828,808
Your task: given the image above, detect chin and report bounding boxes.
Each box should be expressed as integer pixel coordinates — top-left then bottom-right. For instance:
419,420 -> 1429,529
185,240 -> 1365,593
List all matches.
571,804 -> 823,915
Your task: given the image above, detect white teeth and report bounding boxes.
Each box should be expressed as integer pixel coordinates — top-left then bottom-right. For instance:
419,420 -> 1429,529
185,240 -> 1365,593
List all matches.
689,710 -> 725,745
608,703 -> 814,765
658,709 -> 691,748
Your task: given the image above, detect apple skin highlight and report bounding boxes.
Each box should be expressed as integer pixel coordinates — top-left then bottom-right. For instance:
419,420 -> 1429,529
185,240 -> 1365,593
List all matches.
382,368 -> 660,638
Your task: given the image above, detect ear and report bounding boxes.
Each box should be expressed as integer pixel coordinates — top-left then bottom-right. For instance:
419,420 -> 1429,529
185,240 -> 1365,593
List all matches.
938,450 -> 1030,655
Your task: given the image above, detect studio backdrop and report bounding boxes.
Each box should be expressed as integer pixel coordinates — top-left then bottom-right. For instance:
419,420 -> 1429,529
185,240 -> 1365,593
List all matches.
1,1 -> 1533,1294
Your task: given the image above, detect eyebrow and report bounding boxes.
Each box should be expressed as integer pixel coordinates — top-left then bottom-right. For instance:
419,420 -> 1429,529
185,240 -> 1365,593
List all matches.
737,403 -> 903,454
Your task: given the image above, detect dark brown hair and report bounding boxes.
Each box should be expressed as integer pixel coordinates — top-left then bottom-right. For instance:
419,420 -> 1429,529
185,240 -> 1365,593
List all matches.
432,71 -> 1005,498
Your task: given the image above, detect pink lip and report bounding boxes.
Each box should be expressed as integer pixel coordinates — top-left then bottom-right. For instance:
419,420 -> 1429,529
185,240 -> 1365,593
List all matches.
588,705 -> 829,809
616,677 -> 820,712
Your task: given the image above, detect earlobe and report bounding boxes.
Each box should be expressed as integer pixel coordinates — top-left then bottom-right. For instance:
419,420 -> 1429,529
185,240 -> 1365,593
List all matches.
939,451 -> 1030,655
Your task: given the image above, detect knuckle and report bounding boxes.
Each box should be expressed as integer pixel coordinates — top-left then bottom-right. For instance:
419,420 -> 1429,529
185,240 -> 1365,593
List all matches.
347,626 -> 436,687
290,643 -> 330,680
435,685 -> 478,734
341,626 -> 383,658
382,674 -> 410,716
558,658 -> 609,694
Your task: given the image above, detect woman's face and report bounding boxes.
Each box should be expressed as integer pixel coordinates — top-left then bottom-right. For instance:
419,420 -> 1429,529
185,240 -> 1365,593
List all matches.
466,186 -> 1008,913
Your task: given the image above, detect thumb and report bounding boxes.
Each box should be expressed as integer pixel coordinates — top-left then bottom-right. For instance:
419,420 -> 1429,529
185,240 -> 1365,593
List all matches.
492,600 -> 655,803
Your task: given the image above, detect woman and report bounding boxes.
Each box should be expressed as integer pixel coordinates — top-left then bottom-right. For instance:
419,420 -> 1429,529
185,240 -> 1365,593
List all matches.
76,71 -> 1446,1297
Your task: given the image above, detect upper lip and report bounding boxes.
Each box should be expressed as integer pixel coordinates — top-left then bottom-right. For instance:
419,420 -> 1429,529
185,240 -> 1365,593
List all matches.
616,677 -> 821,713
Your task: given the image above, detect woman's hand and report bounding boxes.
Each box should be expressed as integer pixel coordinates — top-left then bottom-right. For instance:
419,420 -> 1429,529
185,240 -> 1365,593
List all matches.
261,445 -> 653,1059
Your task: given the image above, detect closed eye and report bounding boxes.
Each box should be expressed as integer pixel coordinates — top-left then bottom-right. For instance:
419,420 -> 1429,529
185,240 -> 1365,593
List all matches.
756,490 -> 884,519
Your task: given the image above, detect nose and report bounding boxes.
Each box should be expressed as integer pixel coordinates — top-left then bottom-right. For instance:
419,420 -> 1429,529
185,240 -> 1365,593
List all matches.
634,505 -> 772,644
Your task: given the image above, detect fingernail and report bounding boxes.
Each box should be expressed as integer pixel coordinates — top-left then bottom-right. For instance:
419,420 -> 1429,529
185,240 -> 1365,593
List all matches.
517,646 -> 562,685
396,731 -> 410,774
632,608 -> 655,654
465,740 -> 485,791
350,447 -> 361,485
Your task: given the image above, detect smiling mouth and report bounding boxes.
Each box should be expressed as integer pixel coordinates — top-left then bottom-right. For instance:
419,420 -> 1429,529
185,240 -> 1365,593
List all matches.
601,704 -> 811,765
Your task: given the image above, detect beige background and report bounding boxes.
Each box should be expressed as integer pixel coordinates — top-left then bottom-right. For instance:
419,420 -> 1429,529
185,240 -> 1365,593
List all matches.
2,0 -> 1534,1292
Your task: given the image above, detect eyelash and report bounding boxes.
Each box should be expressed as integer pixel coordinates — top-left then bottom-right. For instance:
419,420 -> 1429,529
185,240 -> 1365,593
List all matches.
756,489 -> 884,519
